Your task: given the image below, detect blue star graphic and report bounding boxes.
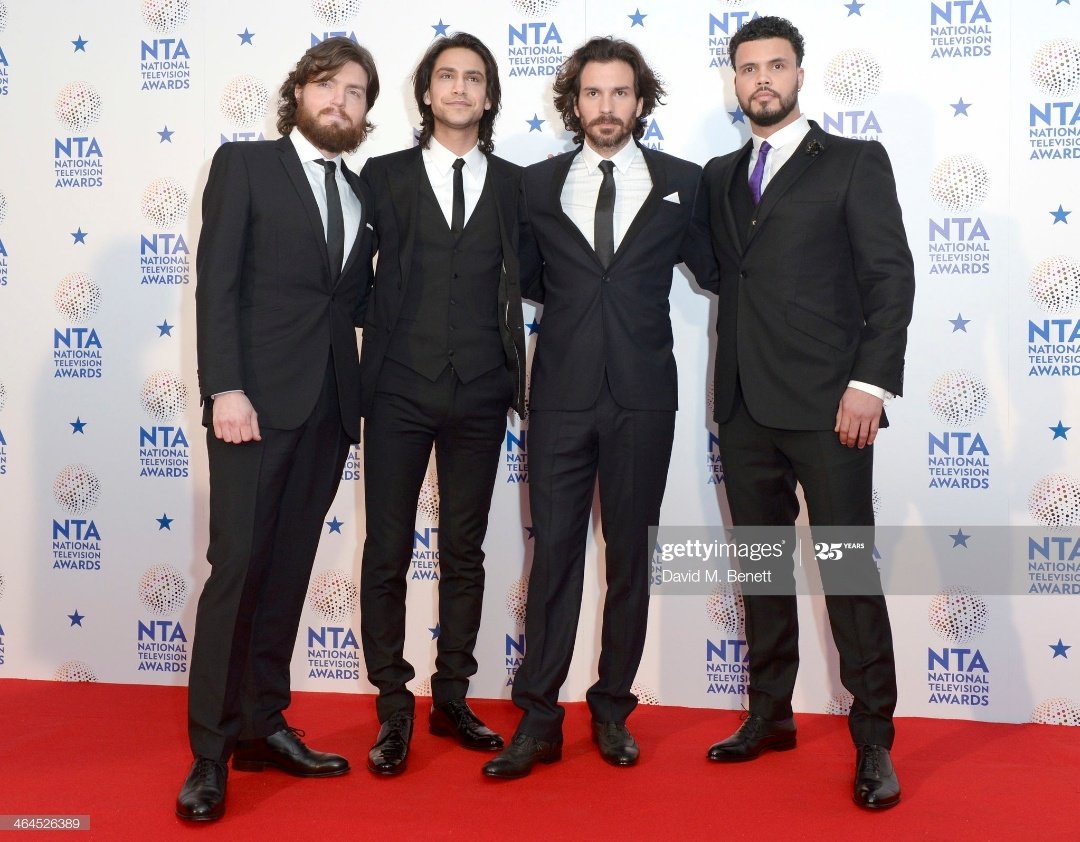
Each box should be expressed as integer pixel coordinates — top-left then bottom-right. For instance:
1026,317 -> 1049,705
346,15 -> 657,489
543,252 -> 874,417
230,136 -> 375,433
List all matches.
628,8 -> 647,27
157,513 -> 174,530
71,228 -> 88,245
238,28 -> 255,45
526,113 -> 545,132
728,105 -> 746,124
429,624 -> 441,639
524,526 -> 536,539
70,417 -> 87,434
1050,639 -> 1071,657
950,98 -> 971,116
1050,420 -> 1071,440
949,528 -> 970,548
72,35 -> 88,52
526,318 -> 541,335
845,0 -> 865,15
68,610 -> 85,627
1056,0 -> 1070,5
157,320 -> 174,337
432,19 -> 451,37
949,313 -> 970,333
326,517 -> 344,534
158,126 -> 175,143
1050,204 -> 1071,224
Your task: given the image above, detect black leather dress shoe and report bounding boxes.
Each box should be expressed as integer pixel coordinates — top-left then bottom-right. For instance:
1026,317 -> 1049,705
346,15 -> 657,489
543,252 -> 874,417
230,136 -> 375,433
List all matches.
176,757 -> 227,822
706,714 -> 797,762
367,713 -> 413,775
592,721 -> 639,766
481,733 -> 562,779
233,727 -> 349,777
854,745 -> 901,809
430,700 -> 505,751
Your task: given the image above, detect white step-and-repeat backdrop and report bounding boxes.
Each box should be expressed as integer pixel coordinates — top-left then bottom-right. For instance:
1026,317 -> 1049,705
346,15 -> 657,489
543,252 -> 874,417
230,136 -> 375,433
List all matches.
0,0 -> 1078,727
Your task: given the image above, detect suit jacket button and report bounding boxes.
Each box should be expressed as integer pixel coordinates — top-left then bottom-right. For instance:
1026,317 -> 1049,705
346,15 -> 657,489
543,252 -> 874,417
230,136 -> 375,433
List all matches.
602,275 -> 610,283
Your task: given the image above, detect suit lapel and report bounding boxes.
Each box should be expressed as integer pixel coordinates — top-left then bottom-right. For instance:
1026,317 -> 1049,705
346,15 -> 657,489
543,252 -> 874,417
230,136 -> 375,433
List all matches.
720,139 -> 752,257
745,125 -> 824,250
488,155 -> 519,279
388,147 -> 423,291
550,149 -> 603,268
277,137 -> 332,282
339,160 -> 368,287
612,144 -> 665,267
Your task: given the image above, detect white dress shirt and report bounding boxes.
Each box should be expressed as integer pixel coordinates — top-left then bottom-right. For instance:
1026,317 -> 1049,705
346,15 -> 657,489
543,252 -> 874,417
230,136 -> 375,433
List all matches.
422,137 -> 488,228
748,114 -> 888,402
290,128 -> 363,269
561,139 -> 652,253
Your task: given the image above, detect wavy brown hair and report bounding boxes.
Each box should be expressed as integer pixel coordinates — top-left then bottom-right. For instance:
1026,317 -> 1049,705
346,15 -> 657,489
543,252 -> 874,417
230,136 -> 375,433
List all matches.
413,33 -> 502,154
277,37 -> 380,140
553,37 -> 665,146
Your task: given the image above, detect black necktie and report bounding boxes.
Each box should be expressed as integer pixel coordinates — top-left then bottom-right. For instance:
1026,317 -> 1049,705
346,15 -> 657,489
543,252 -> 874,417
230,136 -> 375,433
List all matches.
317,158 -> 344,281
595,159 -> 616,267
451,158 -> 466,234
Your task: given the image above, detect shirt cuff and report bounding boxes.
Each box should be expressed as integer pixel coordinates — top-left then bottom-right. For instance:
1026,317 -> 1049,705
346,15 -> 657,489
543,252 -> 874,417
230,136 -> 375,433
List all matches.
210,390 -> 244,399
847,381 -> 892,401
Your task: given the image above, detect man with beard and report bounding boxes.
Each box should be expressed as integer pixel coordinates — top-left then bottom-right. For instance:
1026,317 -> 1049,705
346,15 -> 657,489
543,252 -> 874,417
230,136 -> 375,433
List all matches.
482,36 -> 716,780
177,37 -> 379,822
702,17 -> 914,810
357,33 -> 526,776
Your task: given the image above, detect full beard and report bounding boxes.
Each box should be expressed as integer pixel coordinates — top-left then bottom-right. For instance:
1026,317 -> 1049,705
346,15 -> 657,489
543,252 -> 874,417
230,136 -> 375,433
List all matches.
295,103 -> 366,154
584,115 -> 635,150
740,88 -> 799,128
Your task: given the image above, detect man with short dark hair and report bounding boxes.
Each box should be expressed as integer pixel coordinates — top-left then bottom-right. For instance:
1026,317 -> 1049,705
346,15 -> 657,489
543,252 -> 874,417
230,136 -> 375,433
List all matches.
482,36 -> 716,780
178,37 -> 379,822
702,15 -> 914,810
358,32 -> 527,776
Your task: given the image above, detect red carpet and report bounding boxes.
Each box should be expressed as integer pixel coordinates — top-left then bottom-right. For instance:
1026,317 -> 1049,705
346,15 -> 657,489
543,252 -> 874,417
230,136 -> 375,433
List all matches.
2,680 -> 1077,840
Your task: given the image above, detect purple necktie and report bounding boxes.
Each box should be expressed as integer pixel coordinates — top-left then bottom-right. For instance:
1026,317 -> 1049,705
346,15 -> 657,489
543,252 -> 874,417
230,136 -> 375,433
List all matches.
748,140 -> 771,205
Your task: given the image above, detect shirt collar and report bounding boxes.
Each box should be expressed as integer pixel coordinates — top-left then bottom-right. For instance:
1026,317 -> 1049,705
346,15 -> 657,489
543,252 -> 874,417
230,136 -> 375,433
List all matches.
581,137 -> 641,175
751,114 -> 811,152
290,129 -> 340,166
425,136 -> 484,176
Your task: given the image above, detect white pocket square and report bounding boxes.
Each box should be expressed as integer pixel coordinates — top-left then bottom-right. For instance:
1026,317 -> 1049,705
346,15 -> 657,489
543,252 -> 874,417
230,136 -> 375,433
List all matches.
366,222 -> 374,230
663,192 -> 680,204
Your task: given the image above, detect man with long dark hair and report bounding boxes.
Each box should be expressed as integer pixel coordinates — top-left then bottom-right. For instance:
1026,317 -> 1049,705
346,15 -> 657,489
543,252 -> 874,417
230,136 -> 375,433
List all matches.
358,32 -> 527,776
178,37 -> 379,822
702,16 -> 913,809
482,36 -> 716,780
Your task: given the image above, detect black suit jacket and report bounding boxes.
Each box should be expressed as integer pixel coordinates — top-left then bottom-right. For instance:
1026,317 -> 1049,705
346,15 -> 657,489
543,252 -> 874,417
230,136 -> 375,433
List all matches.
520,143 -> 718,412
358,147 -> 528,417
703,122 -> 915,430
195,136 -> 373,441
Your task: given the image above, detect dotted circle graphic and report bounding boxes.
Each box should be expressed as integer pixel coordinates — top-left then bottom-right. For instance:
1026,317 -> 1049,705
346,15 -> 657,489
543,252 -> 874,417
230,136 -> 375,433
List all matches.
0,572 -> 5,603
506,576 -> 529,626
141,0 -> 190,33
307,570 -> 359,622
631,684 -> 660,706
311,0 -> 362,26
141,178 -> 189,229
823,49 -> 882,106
927,586 -> 988,644
872,488 -> 882,518
705,584 -> 745,636
825,691 -> 854,716
0,380 -> 7,414
53,464 -> 101,515
1028,473 -> 1080,529
417,463 -> 440,522
54,272 -> 101,323
140,371 -> 189,421
55,660 -> 98,682
0,189 -> 8,225
1028,256 -> 1080,314
413,677 -> 432,697
510,0 -> 561,15
0,4 -> 8,34
1031,698 -> 1080,727
55,82 -> 103,132
138,564 -> 189,615
220,75 -> 270,127
929,155 -> 990,214
927,369 -> 989,427
1030,39 -> 1080,98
